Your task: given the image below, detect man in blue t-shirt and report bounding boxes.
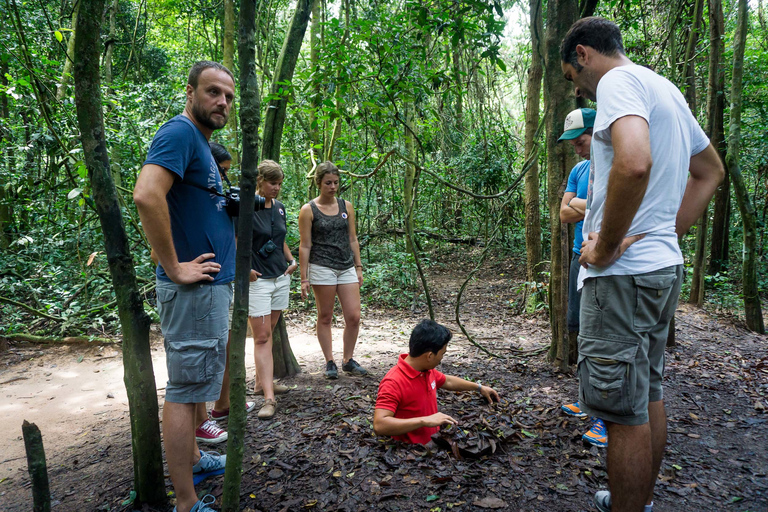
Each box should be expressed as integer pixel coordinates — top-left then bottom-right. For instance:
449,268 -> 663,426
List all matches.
134,61 -> 236,512
557,108 -> 607,448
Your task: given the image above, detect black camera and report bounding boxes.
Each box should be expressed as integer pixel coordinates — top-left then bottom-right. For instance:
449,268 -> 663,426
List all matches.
224,186 -> 266,217
258,239 -> 277,258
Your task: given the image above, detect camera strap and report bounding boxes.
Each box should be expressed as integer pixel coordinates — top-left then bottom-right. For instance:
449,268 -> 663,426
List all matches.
183,181 -> 227,198
269,199 -> 276,241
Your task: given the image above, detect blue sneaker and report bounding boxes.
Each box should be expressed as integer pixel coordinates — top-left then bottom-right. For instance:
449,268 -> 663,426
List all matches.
582,418 -> 608,448
561,401 -> 588,418
193,450 -> 226,474
173,494 -> 217,512
594,490 -> 611,512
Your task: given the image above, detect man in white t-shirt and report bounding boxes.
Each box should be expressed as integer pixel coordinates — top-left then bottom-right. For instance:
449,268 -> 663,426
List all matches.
560,17 -> 724,512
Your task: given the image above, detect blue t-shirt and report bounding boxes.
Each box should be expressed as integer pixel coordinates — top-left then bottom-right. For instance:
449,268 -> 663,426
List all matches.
143,115 -> 235,284
565,160 -> 590,255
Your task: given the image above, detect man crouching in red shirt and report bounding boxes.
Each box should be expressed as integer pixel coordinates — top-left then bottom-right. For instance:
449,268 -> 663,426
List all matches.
373,319 -> 500,445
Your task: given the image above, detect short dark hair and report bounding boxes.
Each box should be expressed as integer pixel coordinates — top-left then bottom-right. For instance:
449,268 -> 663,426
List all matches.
409,319 -> 452,357
188,61 -> 234,89
560,17 -> 625,71
584,127 -> 594,136
209,142 -> 232,164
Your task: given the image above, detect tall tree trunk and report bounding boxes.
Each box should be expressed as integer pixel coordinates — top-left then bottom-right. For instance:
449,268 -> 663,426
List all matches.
57,4 -> 79,101
223,0 -> 240,166
308,0 -> 321,188
103,0 -> 118,86
260,0 -> 315,161
72,0 -> 165,503
221,0 -> 260,508
707,0 -> 729,275
0,57 -> 13,249
524,0 -> 543,311
260,0 -> 314,379
544,0 -> 578,370
685,0 -> 707,305
726,0 -> 764,333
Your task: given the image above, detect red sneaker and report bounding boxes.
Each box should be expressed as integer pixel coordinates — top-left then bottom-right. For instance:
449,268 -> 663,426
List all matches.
195,419 -> 228,444
209,401 -> 257,421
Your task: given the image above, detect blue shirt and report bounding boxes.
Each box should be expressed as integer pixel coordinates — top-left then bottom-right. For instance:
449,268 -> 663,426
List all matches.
565,160 -> 590,255
144,115 -> 235,284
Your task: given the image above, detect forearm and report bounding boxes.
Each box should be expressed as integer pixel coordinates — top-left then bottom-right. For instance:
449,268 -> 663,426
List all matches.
283,242 -> 295,263
299,245 -> 310,280
676,144 -> 725,236
373,414 -> 426,437
441,375 -> 480,392
350,240 -> 362,267
598,165 -> 649,251
135,195 -> 179,274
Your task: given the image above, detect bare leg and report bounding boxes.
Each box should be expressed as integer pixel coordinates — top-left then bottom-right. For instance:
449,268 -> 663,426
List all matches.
313,285 -> 338,362
163,401 -> 201,512
194,402 -> 208,427
336,283 -> 361,363
250,312 -> 281,400
647,400 -> 667,505
212,336 -> 231,413
606,421 -> 652,512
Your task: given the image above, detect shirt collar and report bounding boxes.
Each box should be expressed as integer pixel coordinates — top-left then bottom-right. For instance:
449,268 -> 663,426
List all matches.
396,353 -> 423,379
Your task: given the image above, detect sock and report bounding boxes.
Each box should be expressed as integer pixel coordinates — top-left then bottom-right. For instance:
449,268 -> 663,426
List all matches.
644,503 -> 653,512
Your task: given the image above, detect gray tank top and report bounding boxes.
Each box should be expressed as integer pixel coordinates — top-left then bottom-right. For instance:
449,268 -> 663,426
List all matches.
309,198 -> 354,270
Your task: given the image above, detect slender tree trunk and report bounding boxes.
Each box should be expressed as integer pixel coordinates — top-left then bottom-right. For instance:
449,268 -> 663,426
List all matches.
0,58 -> 13,249
56,4 -> 79,101
260,0 -> 315,161
544,0 -> 578,370
524,0 -> 543,310
103,0 -> 118,86
221,0 -> 260,507
707,0 -> 729,275
72,0 -> 165,503
308,0 -> 321,183
685,0 -> 707,305
404,104 -> 416,254
726,0 -> 764,333
223,0 -> 240,166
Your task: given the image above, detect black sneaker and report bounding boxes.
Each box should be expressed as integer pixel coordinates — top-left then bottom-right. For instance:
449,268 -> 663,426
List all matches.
325,360 -> 338,379
342,358 -> 368,376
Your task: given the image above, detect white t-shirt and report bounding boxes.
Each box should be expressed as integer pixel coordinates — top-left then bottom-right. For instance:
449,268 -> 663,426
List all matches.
581,64 -> 710,279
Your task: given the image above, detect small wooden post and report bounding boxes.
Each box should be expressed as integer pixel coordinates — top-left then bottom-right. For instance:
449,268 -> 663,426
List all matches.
22,420 -> 51,512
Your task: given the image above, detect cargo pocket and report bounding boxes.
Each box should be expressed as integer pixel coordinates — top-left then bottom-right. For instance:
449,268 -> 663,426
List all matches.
633,273 -> 677,331
166,338 -> 218,385
156,287 -> 177,330
578,338 -> 639,417
195,284 -> 214,321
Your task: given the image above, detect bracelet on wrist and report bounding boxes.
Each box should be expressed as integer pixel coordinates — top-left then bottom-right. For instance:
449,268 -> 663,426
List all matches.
289,259 -> 296,266
476,382 -> 482,393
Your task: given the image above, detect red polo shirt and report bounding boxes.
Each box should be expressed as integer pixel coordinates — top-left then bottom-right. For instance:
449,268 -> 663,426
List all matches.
375,353 -> 447,445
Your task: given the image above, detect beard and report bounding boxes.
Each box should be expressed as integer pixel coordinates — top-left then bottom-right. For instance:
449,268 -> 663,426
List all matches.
191,101 -> 228,131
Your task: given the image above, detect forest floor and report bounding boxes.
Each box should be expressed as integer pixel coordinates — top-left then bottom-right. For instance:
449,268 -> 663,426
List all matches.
1,253 -> 767,512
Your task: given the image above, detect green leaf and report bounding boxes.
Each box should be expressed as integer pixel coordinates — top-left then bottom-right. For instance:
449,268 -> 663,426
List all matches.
729,497 -> 743,503
496,59 -> 506,72
77,355 -> 84,363
54,30 -> 63,43
121,490 -> 136,506
521,429 -> 537,438
426,495 -> 439,502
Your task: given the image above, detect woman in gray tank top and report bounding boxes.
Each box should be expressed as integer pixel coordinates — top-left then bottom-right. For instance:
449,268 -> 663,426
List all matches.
298,162 -> 367,379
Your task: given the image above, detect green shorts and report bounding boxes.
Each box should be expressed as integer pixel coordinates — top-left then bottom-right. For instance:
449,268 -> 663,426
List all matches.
578,265 -> 683,426
156,280 -> 233,404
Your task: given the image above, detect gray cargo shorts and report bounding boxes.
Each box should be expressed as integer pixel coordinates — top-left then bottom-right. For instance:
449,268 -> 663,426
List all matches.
156,280 -> 233,404
578,265 -> 683,426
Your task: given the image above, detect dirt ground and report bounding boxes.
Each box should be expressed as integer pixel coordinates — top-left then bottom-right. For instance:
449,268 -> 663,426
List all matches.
1,256 -> 767,512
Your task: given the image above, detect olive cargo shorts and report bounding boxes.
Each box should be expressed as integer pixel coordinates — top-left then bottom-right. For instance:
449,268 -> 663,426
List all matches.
578,265 -> 683,426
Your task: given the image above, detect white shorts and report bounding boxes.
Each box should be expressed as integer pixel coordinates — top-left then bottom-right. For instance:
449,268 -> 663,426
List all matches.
308,264 -> 358,286
248,274 -> 290,317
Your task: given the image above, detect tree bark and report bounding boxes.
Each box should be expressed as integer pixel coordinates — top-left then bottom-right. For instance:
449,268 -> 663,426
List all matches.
544,0 -> 578,369
707,0 -> 729,275
260,0 -> 315,380
260,0 -> 315,161
685,0 -> 707,306
73,0 -> 166,504
221,0 -> 260,506
726,0 -> 764,333
524,0 -> 543,310
0,57 -> 12,249
223,0 -> 240,166
103,0 -> 118,86
22,420 -> 50,512
56,4 -> 79,101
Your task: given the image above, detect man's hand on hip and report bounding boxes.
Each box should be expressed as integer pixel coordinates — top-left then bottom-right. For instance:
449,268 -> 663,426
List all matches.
580,232 -> 645,269
165,253 -> 220,284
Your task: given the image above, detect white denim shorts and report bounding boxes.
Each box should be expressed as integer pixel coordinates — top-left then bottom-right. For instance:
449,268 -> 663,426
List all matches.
249,274 -> 290,317
308,264 -> 358,286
